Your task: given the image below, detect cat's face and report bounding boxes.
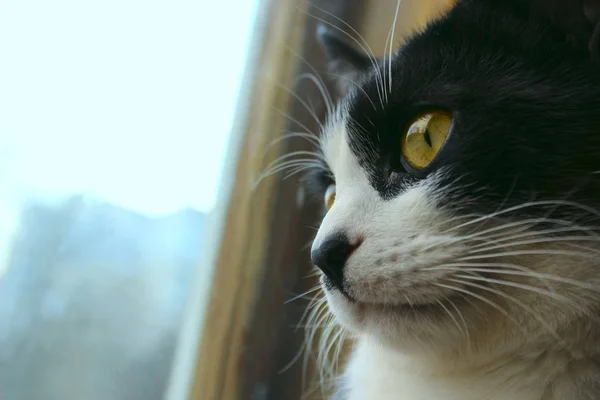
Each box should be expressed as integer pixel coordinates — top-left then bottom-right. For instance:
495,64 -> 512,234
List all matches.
308,0 -> 600,356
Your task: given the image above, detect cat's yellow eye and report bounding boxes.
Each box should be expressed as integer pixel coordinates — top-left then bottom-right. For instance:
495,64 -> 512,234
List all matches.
324,184 -> 336,211
401,111 -> 452,170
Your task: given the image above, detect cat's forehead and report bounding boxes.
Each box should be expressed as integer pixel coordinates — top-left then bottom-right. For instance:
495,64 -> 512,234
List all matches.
320,104 -> 355,183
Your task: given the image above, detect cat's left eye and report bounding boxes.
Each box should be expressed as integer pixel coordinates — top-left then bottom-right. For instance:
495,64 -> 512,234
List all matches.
401,111 -> 452,170
324,184 -> 336,211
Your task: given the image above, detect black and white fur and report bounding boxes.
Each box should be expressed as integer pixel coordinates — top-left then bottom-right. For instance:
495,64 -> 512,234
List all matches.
305,0 -> 600,398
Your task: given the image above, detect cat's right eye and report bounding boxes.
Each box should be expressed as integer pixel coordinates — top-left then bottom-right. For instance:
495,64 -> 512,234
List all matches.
401,111 -> 452,171
324,184 -> 336,211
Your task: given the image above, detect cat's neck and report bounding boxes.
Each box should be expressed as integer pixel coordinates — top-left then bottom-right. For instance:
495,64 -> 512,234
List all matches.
340,327 -> 600,400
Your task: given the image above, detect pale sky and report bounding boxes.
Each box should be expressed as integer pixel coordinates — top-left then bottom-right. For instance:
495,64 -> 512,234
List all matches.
0,0 -> 258,215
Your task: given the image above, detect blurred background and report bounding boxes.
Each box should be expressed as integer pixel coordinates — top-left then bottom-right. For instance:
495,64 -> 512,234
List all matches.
0,0 -> 453,399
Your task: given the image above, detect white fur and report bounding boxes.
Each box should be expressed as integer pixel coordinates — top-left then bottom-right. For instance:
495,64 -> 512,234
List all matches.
342,337 -> 567,400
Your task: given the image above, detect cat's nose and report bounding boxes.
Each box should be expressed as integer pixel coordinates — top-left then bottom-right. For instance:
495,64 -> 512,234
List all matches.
311,234 -> 360,291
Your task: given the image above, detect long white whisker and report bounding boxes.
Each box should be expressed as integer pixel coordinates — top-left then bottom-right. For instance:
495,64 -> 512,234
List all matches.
325,72 -> 377,110
433,282 -> 513,321
460,249 -> 599,262
428,218 -> 600,256
302,300 -> 331,386
435,298 -> 465,337
452,274 -> 576,306
444,200 -> 600,234
296,72 -> 333,115
285,43 -> 334,113
447,278 -> 562,342
430,264 -> 600,294
447,296 -> 471,347
272,107 -> 319,137
469,236 -> 600,255
389,0 -> 402,94
285,286 -> 323,304
382,17 -> 393,104
306,7 -> 385,107
260,159 -> 323,176
284,165 -> 323,179
275,82 -> 324,127
264,151 -> 326,169
254,160 -> 325,188
263,132 -> 320,157
468,226 -> 600,251
423,217 -> 567,253
257,161 -> 324,183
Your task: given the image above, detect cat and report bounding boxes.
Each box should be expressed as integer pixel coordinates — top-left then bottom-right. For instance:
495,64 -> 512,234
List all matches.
304,0 -> 600,398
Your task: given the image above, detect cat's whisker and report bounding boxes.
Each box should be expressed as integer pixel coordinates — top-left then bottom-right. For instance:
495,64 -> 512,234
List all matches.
469,176 -> 521,234
284,43 -> 334,109
459,248 -> 599,262
304,271 -> 321,279
305,6 -> 386,107
319,325 -> 345,389
263,152 -> 325,171
443,200 -> 600,235
278,298 -> 326,386
428,264 -> 600,294
435,297 -> 465,337
447,278 -> 563,343
302,241 -> 315,252
259,159 -> 324,180
432,217 -> 598,252
452,273 -> 600,330
467,225 -> 600,251
452,274 -> 576,306
446,295 -> 471,347
452,274 -> 600,351
297,295 -> 328,332
382,18 -> 393,104
262,132 -> 320,158
279,336 -> 312,374
433,281 -> 514,322
285,286 -> 323,304
302,296 -> 329,345
305,310 -> 335,391
274,82 -> 324,128
296,297 -> 330,389
284,165 -> 323,179
325,72 -> 378,110
260,162 -> 324,180
347,116 -> 372,139
272,107 -> 319,137
418,218 -> 540,253
258,164 -> 323,184
254,160 -> 325,188
469,235 -> 600,255
388,0 -> 402,94
296,71 -> 333,116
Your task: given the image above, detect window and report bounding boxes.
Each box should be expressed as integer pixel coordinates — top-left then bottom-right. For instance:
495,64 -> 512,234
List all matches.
0,1 -> 258,399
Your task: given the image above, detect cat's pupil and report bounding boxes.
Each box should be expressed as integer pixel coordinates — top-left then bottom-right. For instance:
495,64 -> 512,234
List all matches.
424,130 -> 432,147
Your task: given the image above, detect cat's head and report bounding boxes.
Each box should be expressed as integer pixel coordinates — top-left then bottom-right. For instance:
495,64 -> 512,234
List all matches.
307,0 -> 600,360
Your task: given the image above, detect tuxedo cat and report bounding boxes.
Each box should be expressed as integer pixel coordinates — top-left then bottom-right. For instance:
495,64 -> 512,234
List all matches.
305,0 -> 600,398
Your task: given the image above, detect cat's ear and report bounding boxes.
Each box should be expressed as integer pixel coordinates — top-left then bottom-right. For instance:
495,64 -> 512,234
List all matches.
317,24 -> 376,96
585,0 -> 600,61
529,0 -> 600,61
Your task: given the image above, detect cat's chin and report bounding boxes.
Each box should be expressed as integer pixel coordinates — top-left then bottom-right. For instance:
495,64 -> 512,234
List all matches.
323,283 -> 467,348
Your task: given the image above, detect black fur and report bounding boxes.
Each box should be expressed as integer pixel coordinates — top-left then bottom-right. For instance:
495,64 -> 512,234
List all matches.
311,0 -> 600,223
